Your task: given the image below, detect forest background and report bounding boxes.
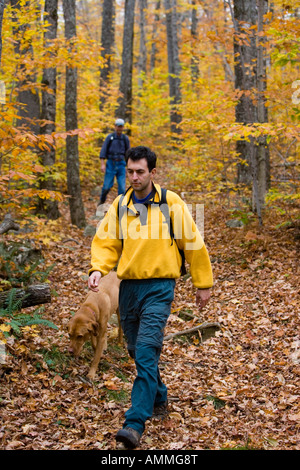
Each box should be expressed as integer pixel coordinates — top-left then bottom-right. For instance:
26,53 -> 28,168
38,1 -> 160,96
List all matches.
0,0 -> 299,451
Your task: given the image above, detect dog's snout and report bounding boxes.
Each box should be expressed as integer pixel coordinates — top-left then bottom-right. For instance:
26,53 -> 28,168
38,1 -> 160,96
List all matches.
69,342 -> 81,356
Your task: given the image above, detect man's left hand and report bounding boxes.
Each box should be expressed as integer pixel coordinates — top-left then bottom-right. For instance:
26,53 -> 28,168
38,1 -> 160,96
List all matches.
196,288 -> 211,310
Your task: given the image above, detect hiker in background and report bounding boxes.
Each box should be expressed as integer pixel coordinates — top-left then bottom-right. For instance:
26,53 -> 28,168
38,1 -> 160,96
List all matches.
98,118 -> 130,208
88,146 -> 213,449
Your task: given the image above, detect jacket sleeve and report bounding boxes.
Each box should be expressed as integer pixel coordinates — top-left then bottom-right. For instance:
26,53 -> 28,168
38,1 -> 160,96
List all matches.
169,193 -> 213,289
99,134 -> 111,159
88,198 -> 123,276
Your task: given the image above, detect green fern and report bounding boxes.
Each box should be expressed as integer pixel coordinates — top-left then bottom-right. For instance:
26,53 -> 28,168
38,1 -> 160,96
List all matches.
0,289 -> 58,337
0,288 -> 25,316
8,312 -> 58,335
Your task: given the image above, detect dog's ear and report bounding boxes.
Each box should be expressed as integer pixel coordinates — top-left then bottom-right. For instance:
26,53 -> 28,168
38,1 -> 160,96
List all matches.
88,321 -> 99,336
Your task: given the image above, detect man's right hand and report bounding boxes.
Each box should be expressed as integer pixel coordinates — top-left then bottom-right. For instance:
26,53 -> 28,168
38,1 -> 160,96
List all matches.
88,271 -> 102,291
101,160 -> 106,172
196,288 -> 211,310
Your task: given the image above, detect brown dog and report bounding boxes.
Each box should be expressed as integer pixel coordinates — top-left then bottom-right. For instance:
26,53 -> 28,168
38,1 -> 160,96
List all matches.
68,271 -> 122,380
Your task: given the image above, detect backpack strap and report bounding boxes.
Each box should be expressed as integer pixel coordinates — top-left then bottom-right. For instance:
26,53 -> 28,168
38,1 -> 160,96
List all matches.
117,187 -> 132,244
107,133 -> 129,157
124,134 -> 129,152
106,133 -> 115,157
117,187 -> 186,276
160,188 -> 186,276
159,188 -> 174,243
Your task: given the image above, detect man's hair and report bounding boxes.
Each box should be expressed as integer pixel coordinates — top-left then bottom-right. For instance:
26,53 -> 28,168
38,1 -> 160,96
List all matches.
125,146 -> 157,172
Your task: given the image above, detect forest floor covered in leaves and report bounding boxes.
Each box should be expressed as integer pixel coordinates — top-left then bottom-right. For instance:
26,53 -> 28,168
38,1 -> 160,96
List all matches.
0,180 -> 299,451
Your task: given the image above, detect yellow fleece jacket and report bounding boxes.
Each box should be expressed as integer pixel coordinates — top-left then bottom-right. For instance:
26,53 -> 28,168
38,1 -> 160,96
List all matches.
89,184 -> 213,289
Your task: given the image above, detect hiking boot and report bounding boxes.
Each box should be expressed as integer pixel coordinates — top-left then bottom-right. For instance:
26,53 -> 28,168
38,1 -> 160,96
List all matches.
116,426 -> 141,449
152,400 -> 169,419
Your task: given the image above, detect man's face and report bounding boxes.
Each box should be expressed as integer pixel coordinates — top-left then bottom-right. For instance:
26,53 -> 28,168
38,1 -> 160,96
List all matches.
115,125 -> 124,135
127,158 -> 156,196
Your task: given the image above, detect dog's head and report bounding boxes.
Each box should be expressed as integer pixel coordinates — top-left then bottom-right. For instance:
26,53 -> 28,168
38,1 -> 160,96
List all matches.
68,307 -> 99,356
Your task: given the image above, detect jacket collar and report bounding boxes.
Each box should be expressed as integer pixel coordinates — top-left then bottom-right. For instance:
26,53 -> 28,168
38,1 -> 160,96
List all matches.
124,183 -> 161,204
122,183 -> 162,216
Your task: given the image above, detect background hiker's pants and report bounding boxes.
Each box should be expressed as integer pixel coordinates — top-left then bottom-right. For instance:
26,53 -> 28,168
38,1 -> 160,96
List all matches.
100,159 -> 126,203
119,278 -> 175,435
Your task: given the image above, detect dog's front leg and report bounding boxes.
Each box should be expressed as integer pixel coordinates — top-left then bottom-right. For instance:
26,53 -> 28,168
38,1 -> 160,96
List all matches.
87,329 -> 106,380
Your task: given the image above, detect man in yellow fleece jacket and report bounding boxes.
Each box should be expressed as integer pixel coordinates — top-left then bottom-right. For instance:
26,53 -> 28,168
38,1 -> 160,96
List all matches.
88,146 -> 213,449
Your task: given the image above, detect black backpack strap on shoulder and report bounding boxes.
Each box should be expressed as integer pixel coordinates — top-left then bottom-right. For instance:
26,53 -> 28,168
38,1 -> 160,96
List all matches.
117,187 -> 132,244
159,188 -> 174,244
106,133 -> 114,156
159,188 -> 186,276
124,134 -> 129,152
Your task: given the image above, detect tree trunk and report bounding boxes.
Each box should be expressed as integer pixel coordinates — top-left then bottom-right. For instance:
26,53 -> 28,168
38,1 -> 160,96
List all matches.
0,0 -> 5,111
0,284 -> 51,309
233,0 -> 258,185
137,0 -> 147,88
256,0 -> 270,211
233,0 -> 269,223
0,0 -> 5,66
164,0 -> 182,134
37,0 -> 60,220
63,0 -> 86,228
10,0 -> 40,134
116,0 -> 136,125
190,0 -> 199,84
150,0 -> 160,72
99,0 -> 115,111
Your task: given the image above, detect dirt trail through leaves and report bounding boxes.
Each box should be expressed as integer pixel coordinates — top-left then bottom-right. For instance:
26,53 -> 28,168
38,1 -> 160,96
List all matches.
0,188 -> 299,450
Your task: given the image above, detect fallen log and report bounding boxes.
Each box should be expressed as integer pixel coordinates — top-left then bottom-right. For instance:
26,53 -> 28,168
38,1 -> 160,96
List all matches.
164,321 -> 221,342
0,284 -> 51,309
0,214 -> 20,235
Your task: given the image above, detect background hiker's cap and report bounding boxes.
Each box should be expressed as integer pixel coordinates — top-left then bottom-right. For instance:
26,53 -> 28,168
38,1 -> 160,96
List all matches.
115,118 -> 125,126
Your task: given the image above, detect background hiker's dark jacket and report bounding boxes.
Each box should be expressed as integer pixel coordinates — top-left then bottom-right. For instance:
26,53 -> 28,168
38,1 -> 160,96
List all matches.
100,132 -> 130,161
